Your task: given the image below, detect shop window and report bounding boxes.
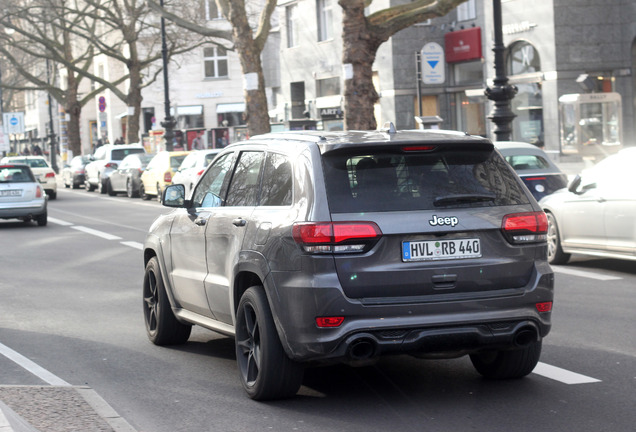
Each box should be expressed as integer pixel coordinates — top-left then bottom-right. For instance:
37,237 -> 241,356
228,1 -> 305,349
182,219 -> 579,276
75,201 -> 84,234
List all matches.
507,41 -> 541,75
457,0 -> 476,21
453,60 -> 483,85
316,77 -> 340,97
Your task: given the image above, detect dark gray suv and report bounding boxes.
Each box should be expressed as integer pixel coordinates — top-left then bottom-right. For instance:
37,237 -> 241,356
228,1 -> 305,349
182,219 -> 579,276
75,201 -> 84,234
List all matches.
143,126 -> 554,400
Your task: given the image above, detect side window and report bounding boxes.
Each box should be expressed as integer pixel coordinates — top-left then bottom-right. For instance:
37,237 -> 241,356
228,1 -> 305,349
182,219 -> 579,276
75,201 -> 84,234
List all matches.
225,151 -> 264,207
260,153 -> 292,206
193,152 -> 235,207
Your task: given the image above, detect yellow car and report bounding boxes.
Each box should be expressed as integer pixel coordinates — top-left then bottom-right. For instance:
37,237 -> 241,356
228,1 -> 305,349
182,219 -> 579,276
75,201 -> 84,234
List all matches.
140,151 -> 190,201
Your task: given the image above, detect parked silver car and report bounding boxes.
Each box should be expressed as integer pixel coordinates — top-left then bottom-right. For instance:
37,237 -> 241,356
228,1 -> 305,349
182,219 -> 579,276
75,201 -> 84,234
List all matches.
0,163 -> 47,226
541,147 -> 636,264
144,126 -> 554,400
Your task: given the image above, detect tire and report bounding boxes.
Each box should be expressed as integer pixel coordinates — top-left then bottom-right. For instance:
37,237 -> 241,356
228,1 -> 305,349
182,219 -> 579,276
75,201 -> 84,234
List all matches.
126,180 -> 138,198
107,180 -> 116,196
143,257 -> 192,345
235,286 -> 304,400
36,212 -> 47,227
470,340 -> 542,379
48,191 -> 57,200
140,183 -> 150,200
98,177 -> 107,194
85,180 -> 95,192
72,182 -> 80,189
546,212 -> 570,265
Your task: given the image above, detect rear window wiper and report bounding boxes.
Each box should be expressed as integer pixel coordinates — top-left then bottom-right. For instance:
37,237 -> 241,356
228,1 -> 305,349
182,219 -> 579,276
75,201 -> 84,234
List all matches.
433,193 -> 496,206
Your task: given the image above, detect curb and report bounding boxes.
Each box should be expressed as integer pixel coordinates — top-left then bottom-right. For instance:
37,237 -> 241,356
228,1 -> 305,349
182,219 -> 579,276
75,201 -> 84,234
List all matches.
0,386 -> 137,432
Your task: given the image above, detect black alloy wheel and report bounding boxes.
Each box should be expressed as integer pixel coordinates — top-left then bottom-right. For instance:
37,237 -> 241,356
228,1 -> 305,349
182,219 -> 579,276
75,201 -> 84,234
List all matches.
235,286 -> 304,400
142,257 -> 191,345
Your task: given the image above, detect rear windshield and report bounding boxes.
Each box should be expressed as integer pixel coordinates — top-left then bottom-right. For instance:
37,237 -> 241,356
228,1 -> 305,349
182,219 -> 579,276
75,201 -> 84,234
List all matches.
170,155 -> 188,169
504,154 -> 550,171
323,149 -> 529,213
7,158 -> 49,168
111,148 -> 145,160
0,166 -> 35,183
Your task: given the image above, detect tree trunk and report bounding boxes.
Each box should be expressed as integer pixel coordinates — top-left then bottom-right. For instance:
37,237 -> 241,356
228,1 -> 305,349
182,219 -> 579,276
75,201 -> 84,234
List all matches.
66,101 -> 82,157
340,0 -> 381,131
224,1 -> 270,137
126,62 -> 143,144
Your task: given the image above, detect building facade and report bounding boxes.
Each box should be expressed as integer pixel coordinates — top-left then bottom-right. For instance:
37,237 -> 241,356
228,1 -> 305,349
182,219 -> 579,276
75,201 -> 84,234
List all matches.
14,0 -> 636,163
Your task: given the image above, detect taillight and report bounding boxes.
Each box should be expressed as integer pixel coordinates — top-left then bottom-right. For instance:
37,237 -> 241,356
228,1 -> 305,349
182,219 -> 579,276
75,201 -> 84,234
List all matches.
164,172 -> 172,183
315,317 -> 344,328
45,172 -> 55,178
196,169 -> 205,177
502,211 -> 548,244
536,302 -> 553,313
292,222 -> 382,253
105,162 -> 118,169
35,186 -> 43,198
525,177 -> 546,181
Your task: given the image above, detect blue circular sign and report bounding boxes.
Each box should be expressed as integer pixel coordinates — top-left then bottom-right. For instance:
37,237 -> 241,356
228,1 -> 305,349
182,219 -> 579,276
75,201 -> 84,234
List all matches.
9,117 -> 18,126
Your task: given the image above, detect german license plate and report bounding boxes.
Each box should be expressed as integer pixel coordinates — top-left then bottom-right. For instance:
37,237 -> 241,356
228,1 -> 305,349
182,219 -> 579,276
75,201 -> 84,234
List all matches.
0,189 -> 22,197
402,238 -> 481,262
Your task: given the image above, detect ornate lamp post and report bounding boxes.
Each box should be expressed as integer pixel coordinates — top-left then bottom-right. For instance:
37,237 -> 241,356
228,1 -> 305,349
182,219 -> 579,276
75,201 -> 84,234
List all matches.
485,0 -> 517,141
159,0 -> 176,151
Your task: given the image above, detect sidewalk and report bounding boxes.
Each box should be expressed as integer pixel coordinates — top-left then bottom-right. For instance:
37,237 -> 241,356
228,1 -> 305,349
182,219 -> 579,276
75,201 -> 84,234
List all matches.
0,386 -> 136,432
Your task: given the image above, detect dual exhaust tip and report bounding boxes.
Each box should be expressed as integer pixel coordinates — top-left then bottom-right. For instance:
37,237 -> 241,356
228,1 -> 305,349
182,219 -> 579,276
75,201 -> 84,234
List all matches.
345,326 -> 539,362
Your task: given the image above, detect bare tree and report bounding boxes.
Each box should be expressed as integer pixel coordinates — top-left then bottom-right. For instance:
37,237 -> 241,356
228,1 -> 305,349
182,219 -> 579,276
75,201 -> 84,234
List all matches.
340,0 -> 468,130
76,0 -> 231,143
148,0 -> 276,137
0,0 -> 111,156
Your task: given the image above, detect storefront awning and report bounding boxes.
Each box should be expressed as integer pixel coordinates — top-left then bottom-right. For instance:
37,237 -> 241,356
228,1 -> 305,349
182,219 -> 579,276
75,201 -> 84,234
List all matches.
216,102 -> 246,113
176,105 -> 203,116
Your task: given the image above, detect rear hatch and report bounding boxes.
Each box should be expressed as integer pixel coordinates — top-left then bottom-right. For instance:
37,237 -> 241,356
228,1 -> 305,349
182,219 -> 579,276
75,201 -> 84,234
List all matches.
0,165 -> 39,204
318,143 -> 546,302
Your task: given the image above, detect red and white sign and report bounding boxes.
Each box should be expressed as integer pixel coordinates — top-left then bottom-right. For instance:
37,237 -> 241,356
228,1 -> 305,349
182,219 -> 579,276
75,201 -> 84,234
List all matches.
444,27 -> 482,63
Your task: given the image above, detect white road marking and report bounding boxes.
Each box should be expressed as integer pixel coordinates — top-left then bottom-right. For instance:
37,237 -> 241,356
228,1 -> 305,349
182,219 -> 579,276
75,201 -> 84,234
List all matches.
71,225 -> 122,241
533,362 -> 601,384
552,266 -> 621,281
121,241 -> 143,250
47,217 -> 74,226
0,342 -> 71,387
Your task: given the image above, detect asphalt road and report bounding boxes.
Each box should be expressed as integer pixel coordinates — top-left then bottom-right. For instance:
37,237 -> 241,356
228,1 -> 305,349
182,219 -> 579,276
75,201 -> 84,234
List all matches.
1,186 -> 635,432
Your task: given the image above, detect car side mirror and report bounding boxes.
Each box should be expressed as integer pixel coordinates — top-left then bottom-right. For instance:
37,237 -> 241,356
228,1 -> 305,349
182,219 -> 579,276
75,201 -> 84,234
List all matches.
162,184 -> 187,208
567,175 -> 581,194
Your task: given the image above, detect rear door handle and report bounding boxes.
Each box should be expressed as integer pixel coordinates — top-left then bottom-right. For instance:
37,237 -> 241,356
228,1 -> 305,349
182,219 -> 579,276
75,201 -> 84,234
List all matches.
233,218 -> 247,227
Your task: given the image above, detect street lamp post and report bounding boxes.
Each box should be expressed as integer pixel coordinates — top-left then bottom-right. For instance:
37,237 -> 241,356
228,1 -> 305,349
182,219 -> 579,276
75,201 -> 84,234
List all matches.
485,0 -> 517,142
159,0 -> 176,151
46,58 -> 58,172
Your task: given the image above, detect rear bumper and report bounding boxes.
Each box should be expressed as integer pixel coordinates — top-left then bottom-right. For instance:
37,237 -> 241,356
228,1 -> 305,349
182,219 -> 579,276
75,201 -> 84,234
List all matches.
266,263 -> 553,364
0,201 -> 47,219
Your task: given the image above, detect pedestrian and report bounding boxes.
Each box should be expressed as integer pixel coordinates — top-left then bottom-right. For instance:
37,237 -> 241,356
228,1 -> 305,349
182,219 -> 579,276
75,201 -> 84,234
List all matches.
191,130 -> 205,150
32,143 -> 43,155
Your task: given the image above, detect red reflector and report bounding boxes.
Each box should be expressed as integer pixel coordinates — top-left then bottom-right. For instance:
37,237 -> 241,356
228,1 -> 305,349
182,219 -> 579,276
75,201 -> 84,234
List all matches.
164,172 -> 172,183
525,177 -> 546,181
536,302 -> 552,313
502,212 -> 548,233
402,145 -> 436,152
316,317 -> 344,327
197,169 -> 205,176
45,172 -> 55,178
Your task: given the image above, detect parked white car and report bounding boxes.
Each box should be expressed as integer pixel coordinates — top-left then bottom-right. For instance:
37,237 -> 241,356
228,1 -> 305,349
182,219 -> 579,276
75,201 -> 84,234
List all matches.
0,163 -> 47,226
171,149 -> 221,195
84,144 -> 146,193
0,156 -> 58,199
